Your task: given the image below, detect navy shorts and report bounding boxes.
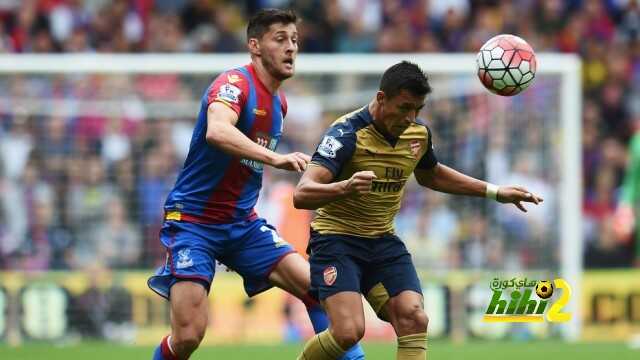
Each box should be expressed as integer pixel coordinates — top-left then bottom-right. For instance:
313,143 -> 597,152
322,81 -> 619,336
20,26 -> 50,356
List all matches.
309,231 -> 422,317
148,217 -> 295,300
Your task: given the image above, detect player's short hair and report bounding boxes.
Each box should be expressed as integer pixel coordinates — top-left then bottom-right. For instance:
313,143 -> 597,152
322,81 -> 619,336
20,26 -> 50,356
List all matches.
379,61 -> 432,99
247,9 -> 298,41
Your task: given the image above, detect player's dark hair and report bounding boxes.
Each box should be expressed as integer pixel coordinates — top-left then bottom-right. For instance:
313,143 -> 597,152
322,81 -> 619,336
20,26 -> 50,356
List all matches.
247,8 -> 298,40
379,61 -> 432,98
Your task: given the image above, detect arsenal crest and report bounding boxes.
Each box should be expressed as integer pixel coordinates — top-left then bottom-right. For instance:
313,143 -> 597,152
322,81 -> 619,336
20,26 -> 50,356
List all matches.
323,266 -> 337,286
409,140 -> 421,159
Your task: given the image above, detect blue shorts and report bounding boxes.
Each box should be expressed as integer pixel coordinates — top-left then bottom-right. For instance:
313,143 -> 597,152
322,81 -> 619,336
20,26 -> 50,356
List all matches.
309,231 -> 422,319
148,217 -> 295,300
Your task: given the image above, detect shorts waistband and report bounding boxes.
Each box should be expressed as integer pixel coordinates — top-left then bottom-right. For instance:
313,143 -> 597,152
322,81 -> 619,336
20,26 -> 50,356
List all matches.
164,210 -> 258,224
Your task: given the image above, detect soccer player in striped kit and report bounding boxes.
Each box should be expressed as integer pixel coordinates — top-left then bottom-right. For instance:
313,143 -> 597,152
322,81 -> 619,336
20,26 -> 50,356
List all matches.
148,9 -> 363,360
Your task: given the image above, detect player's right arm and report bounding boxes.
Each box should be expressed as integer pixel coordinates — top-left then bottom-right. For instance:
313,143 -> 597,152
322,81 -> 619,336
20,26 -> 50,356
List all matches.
293,166 -> 376,210
204,71 -> 308,172
205,103 -> 309,172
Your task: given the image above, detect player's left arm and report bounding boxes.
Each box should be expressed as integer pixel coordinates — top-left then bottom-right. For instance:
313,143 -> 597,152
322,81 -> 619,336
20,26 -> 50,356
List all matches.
415,164 -> 543,212
413,127 -> 542,212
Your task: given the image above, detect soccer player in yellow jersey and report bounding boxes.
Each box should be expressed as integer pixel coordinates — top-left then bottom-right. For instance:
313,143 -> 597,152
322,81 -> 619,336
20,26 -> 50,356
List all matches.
293,61 -> 543,360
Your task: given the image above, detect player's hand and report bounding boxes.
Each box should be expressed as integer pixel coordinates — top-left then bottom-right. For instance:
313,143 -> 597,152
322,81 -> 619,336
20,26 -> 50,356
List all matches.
272,152 -> 311,172
496,185 -> 543,212
344,171 -> 377,195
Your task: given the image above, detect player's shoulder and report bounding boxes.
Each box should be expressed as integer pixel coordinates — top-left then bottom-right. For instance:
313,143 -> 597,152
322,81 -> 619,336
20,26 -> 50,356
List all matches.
328,107 -> 372,137
206,66 -> 252,108
314,107 -> 370,161
213,67 -> 250,86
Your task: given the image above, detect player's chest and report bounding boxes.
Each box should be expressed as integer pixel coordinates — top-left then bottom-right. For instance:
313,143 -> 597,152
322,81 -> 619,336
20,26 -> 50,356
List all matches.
241,99 -> 284,142
349,135 -> 425,182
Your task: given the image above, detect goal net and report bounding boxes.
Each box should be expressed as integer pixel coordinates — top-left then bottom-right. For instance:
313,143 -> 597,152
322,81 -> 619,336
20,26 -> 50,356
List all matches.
0,54 -> 581,344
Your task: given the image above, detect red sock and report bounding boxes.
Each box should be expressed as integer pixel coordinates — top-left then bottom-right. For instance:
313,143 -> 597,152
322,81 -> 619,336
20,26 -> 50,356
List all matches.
161,335 -> 181,360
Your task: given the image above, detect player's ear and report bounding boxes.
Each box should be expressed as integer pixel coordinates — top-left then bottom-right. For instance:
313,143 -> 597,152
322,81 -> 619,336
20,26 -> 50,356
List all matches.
248,38 -> 261,56
376,91 -> 385,104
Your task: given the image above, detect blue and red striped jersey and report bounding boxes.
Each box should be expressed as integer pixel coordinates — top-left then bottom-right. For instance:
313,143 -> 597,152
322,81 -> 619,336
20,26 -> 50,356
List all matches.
164,64 -> 287,223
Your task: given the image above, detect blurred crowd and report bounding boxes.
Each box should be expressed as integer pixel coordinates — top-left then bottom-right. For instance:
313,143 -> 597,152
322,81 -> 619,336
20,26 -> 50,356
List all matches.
1,0 -> 639,271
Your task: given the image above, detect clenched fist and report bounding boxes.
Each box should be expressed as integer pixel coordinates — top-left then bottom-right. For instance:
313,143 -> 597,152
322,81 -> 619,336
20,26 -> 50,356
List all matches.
344,171 -> 377,195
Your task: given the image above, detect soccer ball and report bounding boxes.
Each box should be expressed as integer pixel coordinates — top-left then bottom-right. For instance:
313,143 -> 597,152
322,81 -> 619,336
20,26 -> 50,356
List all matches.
476,34 -> 537,96
535,280 -> 554,299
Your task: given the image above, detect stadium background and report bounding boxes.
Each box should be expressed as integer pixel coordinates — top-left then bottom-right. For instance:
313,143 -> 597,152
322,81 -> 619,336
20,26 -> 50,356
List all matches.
0,0 -> 640,359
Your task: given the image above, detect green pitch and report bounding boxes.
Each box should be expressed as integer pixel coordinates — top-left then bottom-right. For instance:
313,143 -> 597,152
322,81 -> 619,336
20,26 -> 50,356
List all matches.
1,341 -> 637,360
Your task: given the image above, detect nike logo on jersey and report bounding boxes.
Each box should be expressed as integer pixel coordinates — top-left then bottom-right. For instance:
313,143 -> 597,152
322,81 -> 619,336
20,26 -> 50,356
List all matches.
365,149 -> 377,156
253,108 -> 267,116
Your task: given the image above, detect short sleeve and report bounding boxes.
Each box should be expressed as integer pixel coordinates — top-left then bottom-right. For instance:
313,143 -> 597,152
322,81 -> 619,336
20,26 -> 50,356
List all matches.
416,126 -> 438,169
310,123 -> 356,177
206,70 -> 250,116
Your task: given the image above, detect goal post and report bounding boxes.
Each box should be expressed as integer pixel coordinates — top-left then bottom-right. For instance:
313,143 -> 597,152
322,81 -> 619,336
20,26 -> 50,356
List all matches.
0,53 -> 582,341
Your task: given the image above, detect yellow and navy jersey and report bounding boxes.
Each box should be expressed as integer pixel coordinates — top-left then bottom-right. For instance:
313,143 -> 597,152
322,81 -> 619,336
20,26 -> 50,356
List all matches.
309,106 -> 438,237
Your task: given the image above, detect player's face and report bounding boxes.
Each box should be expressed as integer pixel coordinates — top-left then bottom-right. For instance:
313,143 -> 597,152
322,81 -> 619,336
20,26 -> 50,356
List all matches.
378,90 -> 426,137
257,23 -> 298,81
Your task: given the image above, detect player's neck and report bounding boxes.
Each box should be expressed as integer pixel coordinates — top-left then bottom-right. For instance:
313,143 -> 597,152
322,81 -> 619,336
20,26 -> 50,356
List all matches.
368,100 -> 394,140
251,60 -> 282,94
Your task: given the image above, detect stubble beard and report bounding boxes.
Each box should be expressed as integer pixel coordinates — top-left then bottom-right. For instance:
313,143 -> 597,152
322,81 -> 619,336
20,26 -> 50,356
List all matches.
261,55 -> 292,81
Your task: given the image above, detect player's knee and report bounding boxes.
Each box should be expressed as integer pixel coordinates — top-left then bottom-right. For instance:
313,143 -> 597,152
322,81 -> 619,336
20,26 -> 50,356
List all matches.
396,304 -> 429,335
173,324 -> 205,355
414,309 -> 429,332
332,321 -> 365,349
172,310 -> 207,355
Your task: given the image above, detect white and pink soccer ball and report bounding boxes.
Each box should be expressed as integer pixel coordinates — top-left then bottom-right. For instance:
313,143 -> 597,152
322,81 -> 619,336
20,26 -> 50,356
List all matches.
476,34 -> 537,96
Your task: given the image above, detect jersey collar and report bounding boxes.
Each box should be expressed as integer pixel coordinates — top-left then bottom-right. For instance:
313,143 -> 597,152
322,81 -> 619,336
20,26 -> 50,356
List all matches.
247,63 -> 277,95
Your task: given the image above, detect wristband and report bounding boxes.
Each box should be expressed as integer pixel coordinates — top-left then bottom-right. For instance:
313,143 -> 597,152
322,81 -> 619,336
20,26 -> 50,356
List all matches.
486,183 -> 500,201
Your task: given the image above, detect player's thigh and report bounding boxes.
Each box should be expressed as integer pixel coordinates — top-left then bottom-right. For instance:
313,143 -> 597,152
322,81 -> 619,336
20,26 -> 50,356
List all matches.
222,219 -> 296,297
308,233 -> 363,303
268,251 -> 310,299
170,280 -> 209,340
322,291 -> 366,346
362,235 -> 423,322
148,221 -> 219,300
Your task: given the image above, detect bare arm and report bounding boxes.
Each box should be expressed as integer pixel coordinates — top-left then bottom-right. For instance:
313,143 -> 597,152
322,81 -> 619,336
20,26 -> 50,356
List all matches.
293,165 -> 376,210
205,102 -> 309,171
415,163 -> 543,212
414,163 -> 487,197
